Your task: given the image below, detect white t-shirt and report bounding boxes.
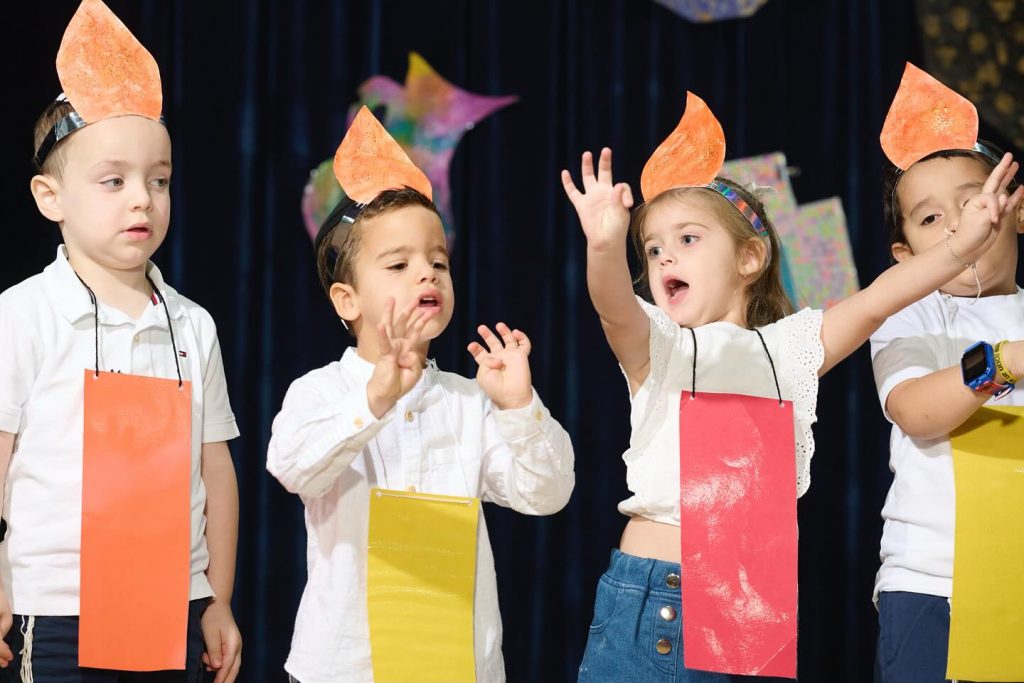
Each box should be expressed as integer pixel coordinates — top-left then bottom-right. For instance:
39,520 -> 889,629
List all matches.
0,247 -> 240,615
619,297 -> 824,523
266,348 -> 575,683
870,288 -> 1024,600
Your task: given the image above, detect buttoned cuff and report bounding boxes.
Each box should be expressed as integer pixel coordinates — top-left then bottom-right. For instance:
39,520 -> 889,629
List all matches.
492,389 -> 547,443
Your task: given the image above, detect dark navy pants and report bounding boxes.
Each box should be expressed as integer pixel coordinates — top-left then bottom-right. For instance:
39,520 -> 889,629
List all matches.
1,599 -> 208,683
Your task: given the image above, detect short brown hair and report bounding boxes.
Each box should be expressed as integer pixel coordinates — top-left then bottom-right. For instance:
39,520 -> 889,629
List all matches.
32,99 -> 78,178
629,179 -> 794,328
315,187 -> 440,295
882,141 -> 1018,251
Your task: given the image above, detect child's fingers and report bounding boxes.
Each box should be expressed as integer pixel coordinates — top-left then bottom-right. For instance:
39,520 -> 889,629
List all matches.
597,147 -> 613,185
561,170 -> 582,203
467,343 -> 503,368
581,151 -> 596,188
512,329 -> 532,355
224,652 -> 242,683
997,161 -> 1019,196
381,297 -> 396,339
621,183 -> 635,209
376,323 -> 393,358
476,324 -> 504,354
982,153 -> 1013,195
392,298 -> 420,335
495,322 -> 517,347
1009,185 -> 1024,213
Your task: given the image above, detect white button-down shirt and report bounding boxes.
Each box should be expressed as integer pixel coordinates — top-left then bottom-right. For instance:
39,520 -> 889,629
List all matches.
0,247 -> 239,615
267,348 -> 575,683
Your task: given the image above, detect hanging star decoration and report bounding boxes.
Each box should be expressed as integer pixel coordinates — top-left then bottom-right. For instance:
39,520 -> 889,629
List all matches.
302,52 -> 518,245
653,0 -> 771,22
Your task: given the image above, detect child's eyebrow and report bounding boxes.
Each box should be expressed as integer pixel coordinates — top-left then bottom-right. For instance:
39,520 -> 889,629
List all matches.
90,159 -> 172,171
375,246 -> 411,260
906,195 -> 936,218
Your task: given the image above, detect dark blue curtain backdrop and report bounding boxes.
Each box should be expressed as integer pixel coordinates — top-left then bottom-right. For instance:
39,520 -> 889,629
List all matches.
3,1 -> 1021,681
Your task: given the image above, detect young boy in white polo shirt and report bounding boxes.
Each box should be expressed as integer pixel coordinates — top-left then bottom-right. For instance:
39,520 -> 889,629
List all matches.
0,2 -> 241,681
871,64 -> 1024,682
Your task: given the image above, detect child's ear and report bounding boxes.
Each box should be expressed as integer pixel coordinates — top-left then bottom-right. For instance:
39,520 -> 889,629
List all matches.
30,174 -> 63,223
891,241 -> 913,263
329,282 -> 360,327
738,239 -> 767,279
1016,201 -> 1024,234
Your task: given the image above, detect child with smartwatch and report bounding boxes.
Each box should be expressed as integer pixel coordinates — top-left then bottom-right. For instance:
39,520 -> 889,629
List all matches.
870,64 -> 1024,683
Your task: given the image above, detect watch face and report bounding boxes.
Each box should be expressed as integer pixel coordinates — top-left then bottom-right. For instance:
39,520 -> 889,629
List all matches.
963,344 -> 989,381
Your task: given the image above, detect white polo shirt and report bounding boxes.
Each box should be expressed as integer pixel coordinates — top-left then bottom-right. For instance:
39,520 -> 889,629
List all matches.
870,288 -> 1024,601
0,247 -> 239,615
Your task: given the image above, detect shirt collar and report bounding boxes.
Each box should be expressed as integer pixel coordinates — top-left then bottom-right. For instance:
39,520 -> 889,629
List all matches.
44,245 -> 185,324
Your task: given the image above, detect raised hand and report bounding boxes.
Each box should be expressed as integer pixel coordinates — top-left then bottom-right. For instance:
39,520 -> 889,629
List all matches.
561,147 -> 635,251
467,323 -> 534,410
367,298 -> 438,418
952,152 -> 1024,262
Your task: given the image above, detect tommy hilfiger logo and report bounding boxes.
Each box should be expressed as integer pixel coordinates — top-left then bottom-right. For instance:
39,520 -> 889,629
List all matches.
179,351 -> 188,358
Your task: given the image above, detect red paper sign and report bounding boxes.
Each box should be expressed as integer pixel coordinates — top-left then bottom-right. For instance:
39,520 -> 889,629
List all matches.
678,391 -> 798,678
80,371 -> 192,670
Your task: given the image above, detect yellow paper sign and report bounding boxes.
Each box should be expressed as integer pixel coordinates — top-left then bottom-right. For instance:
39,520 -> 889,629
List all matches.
367,488 -> 479,683
948,406 -> 1024,681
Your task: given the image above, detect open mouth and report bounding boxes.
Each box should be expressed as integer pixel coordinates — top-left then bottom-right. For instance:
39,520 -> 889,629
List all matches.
417,292 -> 442,309
663,277 -> 689,303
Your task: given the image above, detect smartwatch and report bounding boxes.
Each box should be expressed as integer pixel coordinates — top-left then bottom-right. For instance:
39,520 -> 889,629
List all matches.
961,341 -> 1014,398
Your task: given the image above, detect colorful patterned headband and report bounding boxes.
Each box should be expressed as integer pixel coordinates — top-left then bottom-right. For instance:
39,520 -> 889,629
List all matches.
641,92 -> 770,254
34,0 -> 163,170
707,180 -> 769,242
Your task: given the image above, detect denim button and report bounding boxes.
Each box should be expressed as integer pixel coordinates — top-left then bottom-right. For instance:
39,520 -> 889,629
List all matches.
665,572 -> 680,589
656,638 -> 672,654
659,605 -> 677,621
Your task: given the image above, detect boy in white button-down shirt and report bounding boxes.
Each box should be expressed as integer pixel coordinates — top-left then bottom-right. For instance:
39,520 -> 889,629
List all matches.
267,186 -> 575,683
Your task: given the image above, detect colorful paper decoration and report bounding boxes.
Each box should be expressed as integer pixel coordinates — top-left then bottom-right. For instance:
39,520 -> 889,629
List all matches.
333,106 -> 432,205
367,488 -> 480,683
678,392 -> 798,678
947,406 -> 1024,680
880,62 -> 979,171
653,0 -> 771,23
80,372 -> 192,670
56,0 -> 162,124
641,92 -> 725,200
302,53 -> 517,243
721,153 -> 860,310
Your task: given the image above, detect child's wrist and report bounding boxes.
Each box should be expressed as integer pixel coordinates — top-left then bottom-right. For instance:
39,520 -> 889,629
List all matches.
366,387 -> 394,420
1000,341 -> 1024,381
493,392 -> 532,411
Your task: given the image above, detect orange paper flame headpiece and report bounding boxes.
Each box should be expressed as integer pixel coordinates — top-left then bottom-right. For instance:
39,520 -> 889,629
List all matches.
641,92 -> 769,249
34,0 -> 163,169
880,63 -> 984,171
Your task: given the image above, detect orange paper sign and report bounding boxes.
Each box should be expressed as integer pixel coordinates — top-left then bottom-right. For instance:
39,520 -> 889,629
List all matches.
80,371 -> 192,670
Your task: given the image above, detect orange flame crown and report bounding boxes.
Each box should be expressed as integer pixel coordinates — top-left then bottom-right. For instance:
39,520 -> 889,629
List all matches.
55,0 -> 162,123
333,106 -> 433,205
880,62 -> 978,171
640,92 -> 726,201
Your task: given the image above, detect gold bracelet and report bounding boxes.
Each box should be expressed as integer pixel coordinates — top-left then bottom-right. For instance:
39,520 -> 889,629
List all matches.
944,229 -> 981,303
994,340 -> 1019,384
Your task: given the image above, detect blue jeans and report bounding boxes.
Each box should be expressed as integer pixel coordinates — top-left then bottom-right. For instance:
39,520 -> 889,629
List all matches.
875,590 -> 1024,683
1,599 -> 209,683
579,549 -> 789,683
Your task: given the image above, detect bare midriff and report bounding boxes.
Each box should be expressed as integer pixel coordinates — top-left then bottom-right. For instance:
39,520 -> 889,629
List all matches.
618,516 -> 680,564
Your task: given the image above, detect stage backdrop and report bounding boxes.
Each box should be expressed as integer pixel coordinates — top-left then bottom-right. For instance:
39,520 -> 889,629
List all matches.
2,1 -> 1021,681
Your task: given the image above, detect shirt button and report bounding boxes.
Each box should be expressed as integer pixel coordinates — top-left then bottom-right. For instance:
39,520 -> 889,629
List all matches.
665,573 -> 680,589
655,638 -> 672,655
353,417 -> 364,429
405,410 -> 414,423
533,409 -> 543,422
659,605 -> 677,622
133,334 -> 141,344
